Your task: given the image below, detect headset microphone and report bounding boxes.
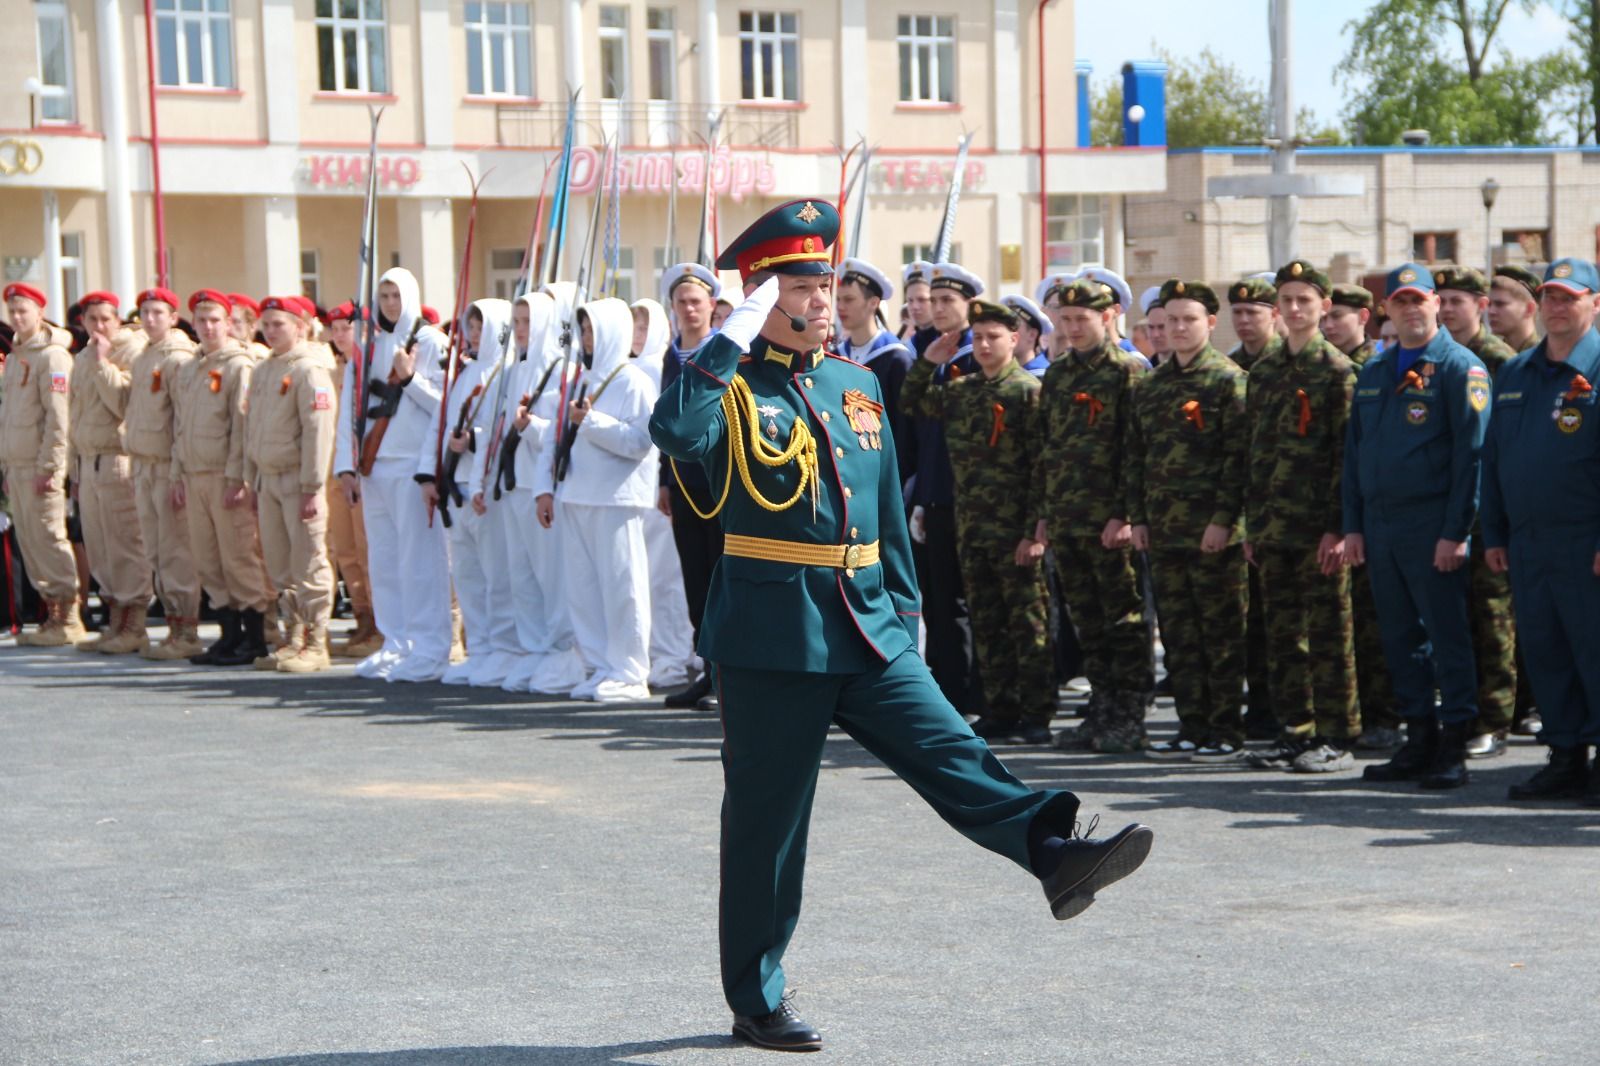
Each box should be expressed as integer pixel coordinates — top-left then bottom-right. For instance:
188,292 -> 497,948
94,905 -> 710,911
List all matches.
788,313 -> 808,332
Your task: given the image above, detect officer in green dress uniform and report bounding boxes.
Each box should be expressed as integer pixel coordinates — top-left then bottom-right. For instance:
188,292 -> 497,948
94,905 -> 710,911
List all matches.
649,199 -> 1152,1053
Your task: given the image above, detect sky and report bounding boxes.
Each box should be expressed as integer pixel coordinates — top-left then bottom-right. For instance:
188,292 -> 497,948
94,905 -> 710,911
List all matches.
1075,0 -> 1574,132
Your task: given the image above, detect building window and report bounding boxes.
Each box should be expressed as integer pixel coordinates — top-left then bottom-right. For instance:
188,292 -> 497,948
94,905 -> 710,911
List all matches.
901,243 -> 962,267
646,8 -> 675,102
1045,194 -> 1103,272
300,249 -> 320,306
315,0 -> 389,94
59,232 -> 83,307
465,2 -> 532,98
488,248 -> 525,300
1503,228 -> 1548,263
606,247 -> 637,303
738,11 -> 798,102
896,15 -> 954,104
599,6 -> 628,101
155,0 -> 235,88
34,0 -> 75,123
1412,231 -> 1457,264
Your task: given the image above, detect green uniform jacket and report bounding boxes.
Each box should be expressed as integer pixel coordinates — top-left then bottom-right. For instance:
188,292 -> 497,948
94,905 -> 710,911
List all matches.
1346,338 -> 1380,369
1229,333 -> 1283,373
1125,343 -> 1249,546
650,332 -> 920,673
1245,331 -> 1355,545
1029,338 -> 1146,536
901,356 -> 1039,542
1462,323 -> 1518,377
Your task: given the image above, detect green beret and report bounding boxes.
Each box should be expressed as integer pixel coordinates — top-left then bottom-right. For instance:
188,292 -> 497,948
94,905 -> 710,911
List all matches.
1227,276 -> 1277,306
1329,283 -> 1374,312
1431,266 -> 1488,296
1058,279 -> 1115,312
1274,259 -> 1331,296
967,298 -> 1020,330
1157,278 -> 1218,315
1492,264 -> 1541,299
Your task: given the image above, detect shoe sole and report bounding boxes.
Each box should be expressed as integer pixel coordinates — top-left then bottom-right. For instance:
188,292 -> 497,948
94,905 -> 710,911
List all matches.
1292,759 -> 1355,774
731,1025 -> 822,1053
1143,749 -> 1194,761
1049,825 -> 1154,921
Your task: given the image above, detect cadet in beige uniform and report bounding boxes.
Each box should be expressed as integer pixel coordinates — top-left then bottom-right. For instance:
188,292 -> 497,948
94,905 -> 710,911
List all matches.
172,289 -> 272,666
243,296 -> 337,673
125,287 -> 202,659
321,301 -> 380,657
1,282 -> 84,645
69,291 -> 153,654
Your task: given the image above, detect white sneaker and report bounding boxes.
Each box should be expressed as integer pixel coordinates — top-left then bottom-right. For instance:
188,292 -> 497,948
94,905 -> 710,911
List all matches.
593,679 -> 651,703
388,655 -> 447,684
441,660 -> 475,686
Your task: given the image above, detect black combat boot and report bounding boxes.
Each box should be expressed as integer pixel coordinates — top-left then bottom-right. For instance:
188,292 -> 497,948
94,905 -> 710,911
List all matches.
190,607 -> 241,665
1363,717 -> 1439,782
215,608 -> 269,667
1420,720 -> 1471,789
1508,746 -> 1590,800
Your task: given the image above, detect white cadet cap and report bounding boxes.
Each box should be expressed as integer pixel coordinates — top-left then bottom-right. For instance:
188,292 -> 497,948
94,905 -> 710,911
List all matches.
661,262 -> 723,305
1034,271 -> 1079,306
1081,266 -> 1132,310
902,259 -> 935,289
1139,285 -> 1163,315
836,257 -> 895,302
1001,294 -> 1054,336
926,262 -> 986,299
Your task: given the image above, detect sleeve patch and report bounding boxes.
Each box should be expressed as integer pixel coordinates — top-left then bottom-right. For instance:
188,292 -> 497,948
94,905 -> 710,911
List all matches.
311,387 -> 333,411
50,372 -> 68,394
1467,366 -> 1489,379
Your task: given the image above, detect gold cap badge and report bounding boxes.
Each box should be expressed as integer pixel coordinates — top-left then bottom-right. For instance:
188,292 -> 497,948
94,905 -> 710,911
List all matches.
796,202 -> 822,224
1291,262 -> 1304,278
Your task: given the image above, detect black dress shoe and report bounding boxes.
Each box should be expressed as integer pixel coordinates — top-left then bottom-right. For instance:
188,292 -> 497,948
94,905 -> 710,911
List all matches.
1583,756 -> 1600,809
1465,731 -> 1507,759
1509,746 -> 1590,800
732,997 -> 822,1052
665,672 -> 713,709
970,716 -> 1024,742
1017,723 -> 1054,746
1420,721 -> 1471,790
1040,820 -> 1154,921
1510,711 -> 1542,737
1363,717 -> 1439,782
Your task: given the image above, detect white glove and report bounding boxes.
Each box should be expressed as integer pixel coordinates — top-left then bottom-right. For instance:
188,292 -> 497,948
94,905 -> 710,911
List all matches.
909,505 -> 926,545
718,276 -> 780,353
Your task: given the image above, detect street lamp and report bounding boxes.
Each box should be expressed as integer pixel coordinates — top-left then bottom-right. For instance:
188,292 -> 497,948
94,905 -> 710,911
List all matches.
1480,177 -> 1500,273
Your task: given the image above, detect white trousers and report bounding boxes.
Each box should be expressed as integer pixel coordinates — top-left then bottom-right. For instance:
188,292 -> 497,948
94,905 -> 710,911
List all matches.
502,488 -> 578,655
559,500 -> 651,686
445,495 -> 491,658
361,464 -> 453,664
643,506 -> 695,682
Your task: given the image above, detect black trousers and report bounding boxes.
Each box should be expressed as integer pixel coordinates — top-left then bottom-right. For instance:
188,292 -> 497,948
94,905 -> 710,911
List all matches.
916,502 -> 978,714
668,484 -> 724,645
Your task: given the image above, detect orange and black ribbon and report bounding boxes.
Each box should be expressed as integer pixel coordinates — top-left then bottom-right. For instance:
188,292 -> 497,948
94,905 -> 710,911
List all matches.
150,368 -> 161,393
1394,369 -> 1426,395
989,403 -> 1006,446
19,363 -> 30,388
1074,392 -> 1104,426
1565,373 -> 1593,402
1295,388 -> 1312,436
279,374 -> 292,396
208,368 -> 223,394
1181,399 -> 1205,431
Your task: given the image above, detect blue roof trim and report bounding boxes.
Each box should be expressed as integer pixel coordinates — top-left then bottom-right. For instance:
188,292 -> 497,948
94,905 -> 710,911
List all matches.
1170,145 -> 1600,156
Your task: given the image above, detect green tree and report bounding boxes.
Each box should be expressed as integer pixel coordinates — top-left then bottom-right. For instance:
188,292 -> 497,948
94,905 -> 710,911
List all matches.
1337,0 -> 1585,144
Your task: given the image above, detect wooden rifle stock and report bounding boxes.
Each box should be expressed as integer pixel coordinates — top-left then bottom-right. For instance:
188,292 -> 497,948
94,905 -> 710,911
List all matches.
437,383 -> 484,529
493,391 -> 534,499
356,318 -> 425,476
552,383 -> 588,484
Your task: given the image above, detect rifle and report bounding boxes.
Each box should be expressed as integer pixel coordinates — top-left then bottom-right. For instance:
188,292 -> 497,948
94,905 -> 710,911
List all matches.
436,383 -> 484,530
357,315 -> 424,476
551,383 -> 588,485
350,105 -> 385,472
494,357 -> 563,498
931,131 -> 975,265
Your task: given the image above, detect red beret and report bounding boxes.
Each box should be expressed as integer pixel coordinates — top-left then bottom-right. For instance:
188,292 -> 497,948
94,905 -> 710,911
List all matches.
323,300 -> 358,323
136,287 -> 180,310
258,296 -> 297,315
420,305 -> 440,325
227,293 -> 260,316
79,290 -> 120,311
288,295 -> 318,318
4,282 -> 48,308
188,289 -> 232,313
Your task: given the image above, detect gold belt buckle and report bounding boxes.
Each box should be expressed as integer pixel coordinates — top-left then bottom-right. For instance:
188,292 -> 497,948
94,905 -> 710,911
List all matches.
843,542 -> 863,576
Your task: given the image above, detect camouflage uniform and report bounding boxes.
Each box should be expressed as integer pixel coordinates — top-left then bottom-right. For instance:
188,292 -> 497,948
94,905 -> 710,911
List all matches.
1228,327 -> 1282,722
1341,336 -> 1398,733
1246,329 -> 1360,741
903,352 -> 1053,726
1126,337 -> 1249,746
1031,280 -> 1154,749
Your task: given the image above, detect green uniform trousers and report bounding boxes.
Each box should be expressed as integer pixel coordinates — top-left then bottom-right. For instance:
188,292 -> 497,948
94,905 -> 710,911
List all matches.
1351,564 -> 1398,730
1149,545 -> 1247,746
959,533 -> 1055,725
1468,542 -> 1517,733
714,650 -> 1080,1017
1052,533 -> 1155,695
1255,543 -> 1360,739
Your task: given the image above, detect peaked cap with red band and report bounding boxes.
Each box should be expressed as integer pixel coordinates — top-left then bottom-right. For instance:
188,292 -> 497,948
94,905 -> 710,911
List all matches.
4,283 -> 48,308
188,289 -> 232,313
137,287 -> 180,310
715,198 -> 841,281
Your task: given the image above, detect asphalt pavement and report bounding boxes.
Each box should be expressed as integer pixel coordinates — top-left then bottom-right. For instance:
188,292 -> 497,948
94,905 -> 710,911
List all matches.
3,628 -> 1597,1066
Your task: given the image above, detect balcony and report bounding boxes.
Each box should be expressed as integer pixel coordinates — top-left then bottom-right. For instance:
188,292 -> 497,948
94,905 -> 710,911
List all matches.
493,101 -> 798,150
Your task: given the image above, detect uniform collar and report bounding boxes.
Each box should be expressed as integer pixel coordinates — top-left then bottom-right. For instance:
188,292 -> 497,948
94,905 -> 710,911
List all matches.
1069,338 -> 1115,369
979,358 -> 1020,383
1170,343 -> 1219,374
1534,328 -> 1600,380
754,337 -> 824,372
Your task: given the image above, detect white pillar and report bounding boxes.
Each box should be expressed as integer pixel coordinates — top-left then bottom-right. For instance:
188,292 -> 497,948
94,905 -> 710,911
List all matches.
419,0 -> 454,148
698,0 -> 720,112
243,196 -> 303,296
261,0 -> 300,145
991,0 -> 1021,153
1106,194 -> 1125,276
564,0 -> 585,93
96,0 -> 136,298
42,191 -> 63,312
398,198 -> 455,310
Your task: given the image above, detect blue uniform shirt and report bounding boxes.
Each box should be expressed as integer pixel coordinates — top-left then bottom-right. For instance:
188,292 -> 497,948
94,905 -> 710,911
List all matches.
659,332 -> 713,492
1021,350 -> 1050,378
908,326 -> 974,507
839,328 -> 917,486
1342,327 -> 1489,543
1481,327 -> 1600,553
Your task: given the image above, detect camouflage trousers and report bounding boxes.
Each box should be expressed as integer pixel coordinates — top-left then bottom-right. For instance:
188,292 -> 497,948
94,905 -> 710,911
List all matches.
1246,567 -> 1272,716
1254,542 -> 1359,740
1468,542 -> 1517,733
1051,533 -> 1155,695
1149,545 -> 1246,746
1351,564 -> 1398,730
958,532 -> 1056,724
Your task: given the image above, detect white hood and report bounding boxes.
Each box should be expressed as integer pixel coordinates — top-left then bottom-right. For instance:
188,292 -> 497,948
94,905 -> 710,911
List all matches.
472,297 -> 513,372
581,297 -> 634,384
519,291 -> 559,380
631,298 -> 670,377
378,266 -> 422,339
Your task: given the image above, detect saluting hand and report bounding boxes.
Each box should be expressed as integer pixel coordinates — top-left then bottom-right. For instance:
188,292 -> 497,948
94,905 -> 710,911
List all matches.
921,331 -> 962,366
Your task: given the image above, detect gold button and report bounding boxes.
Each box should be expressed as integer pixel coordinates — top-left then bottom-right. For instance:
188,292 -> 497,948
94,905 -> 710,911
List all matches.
843,486 -> 853,498
804,378 -> 814,389
821,411 -> 831,422
835,446 -> 845,459
850,526 -> 859,538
